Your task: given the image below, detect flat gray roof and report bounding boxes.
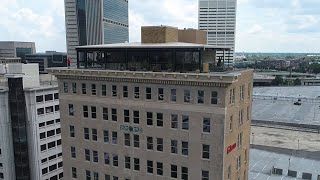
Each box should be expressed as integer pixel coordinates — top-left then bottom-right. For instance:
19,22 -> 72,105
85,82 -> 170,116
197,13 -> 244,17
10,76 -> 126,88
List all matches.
249,149 -> 320,180
76,42 -> 231,50
253,86 -> 320,126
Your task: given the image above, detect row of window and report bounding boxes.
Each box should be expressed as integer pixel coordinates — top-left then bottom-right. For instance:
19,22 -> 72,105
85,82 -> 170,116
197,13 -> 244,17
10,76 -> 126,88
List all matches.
36,93 -> 59,103
39,119 -> 60,128
41,152 -> 62,164
40,139 -> 62,152
40,128 -> 61,140
63,82 -> 219,105
37,105 -> 59,115
45,173 -> 63,180
42,161 -> 63,175
69,107 -> 213,132
71,164 -> 210,180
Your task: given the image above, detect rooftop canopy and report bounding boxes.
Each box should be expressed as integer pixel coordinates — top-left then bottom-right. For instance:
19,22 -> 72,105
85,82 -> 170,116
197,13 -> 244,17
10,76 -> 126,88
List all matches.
76,42 -> 232,73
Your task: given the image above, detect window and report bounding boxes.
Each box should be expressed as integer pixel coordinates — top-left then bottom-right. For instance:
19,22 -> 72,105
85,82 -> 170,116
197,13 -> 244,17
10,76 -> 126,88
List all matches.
103,108 -> 108,120
182,141 -> 189,156
230,115 -> 233,132
47,130 -> 55,137
42,168 -> 48,175
69,104 -> 74,116
82,83 -> 87,94
202,144 -> 210,159
91,84 -> 96,95
157,162 -> 163,175
41,144 -> 47,151
91,106 -> 97,119
247,106 -> 250,121
123,86 -> 128,98
157,138 -> 163,152
158,88 -> 164,101
133,111 -> 139,124
248,83 -> 251,98
182,115 -> 189,130
146,87 -> 151,99
49,163 -> 57,171
238,132 -> 243,149
93,172 -> 99,180
102,85 -> 107,96
134,87 -> 139,98
227,165 -> 231,179
171,165 -> 177,178
128,157 -> 138,171
147,112 -> 153,126
72,83 -> 77,93
211,91 -> 218,104
112,85 -> 117,97
37,108 -> 44,115
57,139 -> 61,146
85,149 -> 90,161
40,132 -> 45,139
36,95 -> 43,103
45,106 -> 54,114
112,154 -> 118,166
239,109 -> 243,126
202,170 -> 209,180
240,85 -> 244,100
113,176 -> 118,180
103,130 -> 109,143
133,135 -> 140,148
171,89 -> 177,102
171,114 -> 178,129
93,150 -> 98,163
184,90 -> 191,102
125,156 -> 131,169
71,146 -> 76,158
198,90 -> 204,103
55,105 -> 59,112
157,113 -> 163,127
203,118 -> 210,133
63,82 -> 68,93
112,132 -> 117,144
124,133 -> 130,146
54,93 -> 59,99
84,128 -> 89,140
245,149 -> 248,163
70,125 -> 75,137
230,88 -> 235,104
112,109 -> 117,121
104,152 -> 110,165
92,129 -> 98,141
171,140 -> 178,154
39,122 -> 45,128
86,170 -> 91,180
56,118 -> 60,123
147,136 -> 153,150
181,166 -> 188,180
237,156 -> 241,170
72,167 -> 77,178
124,110 -> 130,123
147,160 -> 153,174
83,105 -> 89,118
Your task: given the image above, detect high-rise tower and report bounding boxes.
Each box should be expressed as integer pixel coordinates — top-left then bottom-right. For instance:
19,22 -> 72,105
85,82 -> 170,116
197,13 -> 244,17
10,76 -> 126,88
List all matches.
198,0 -> 237,67
64,0 -> 129,66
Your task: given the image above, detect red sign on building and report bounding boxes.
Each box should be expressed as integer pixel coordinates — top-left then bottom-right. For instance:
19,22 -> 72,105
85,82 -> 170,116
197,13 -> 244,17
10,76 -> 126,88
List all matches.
227,143 -> 237,154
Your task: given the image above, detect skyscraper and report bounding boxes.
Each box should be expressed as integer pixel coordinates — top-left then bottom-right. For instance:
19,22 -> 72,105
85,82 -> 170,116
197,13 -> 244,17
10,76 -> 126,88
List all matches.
198,0 -> 237,66
64,0 -> 129,66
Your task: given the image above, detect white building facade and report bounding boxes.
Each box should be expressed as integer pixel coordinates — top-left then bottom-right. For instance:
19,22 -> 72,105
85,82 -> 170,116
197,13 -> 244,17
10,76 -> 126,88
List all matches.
198,0 -> 237,67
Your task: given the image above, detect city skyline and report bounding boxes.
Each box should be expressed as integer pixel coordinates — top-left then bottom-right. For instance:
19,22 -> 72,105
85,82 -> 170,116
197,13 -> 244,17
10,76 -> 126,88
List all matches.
0,0 -> 319,53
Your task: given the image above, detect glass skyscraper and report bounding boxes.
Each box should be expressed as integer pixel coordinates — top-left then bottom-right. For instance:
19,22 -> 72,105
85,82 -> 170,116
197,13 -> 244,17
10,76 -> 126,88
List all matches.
65,0 -> 129,66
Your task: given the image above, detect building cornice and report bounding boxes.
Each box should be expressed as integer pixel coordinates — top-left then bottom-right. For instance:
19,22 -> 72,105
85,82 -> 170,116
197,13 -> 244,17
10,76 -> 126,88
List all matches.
49,68 -> 243,87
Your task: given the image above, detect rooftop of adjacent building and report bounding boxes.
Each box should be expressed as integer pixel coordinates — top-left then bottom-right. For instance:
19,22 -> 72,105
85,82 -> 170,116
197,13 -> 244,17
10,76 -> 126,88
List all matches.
26,51 -> 67,56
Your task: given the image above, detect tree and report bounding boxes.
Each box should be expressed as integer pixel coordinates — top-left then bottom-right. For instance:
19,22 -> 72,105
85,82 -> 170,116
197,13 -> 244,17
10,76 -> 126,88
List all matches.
294,78 -> 301,86
271,76 -> 284,86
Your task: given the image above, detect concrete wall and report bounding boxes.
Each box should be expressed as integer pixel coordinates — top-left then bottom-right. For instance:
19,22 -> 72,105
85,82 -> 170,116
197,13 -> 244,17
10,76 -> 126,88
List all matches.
141,26 -> 179,43
6,63 -> 40,88
178,29 -> 207,44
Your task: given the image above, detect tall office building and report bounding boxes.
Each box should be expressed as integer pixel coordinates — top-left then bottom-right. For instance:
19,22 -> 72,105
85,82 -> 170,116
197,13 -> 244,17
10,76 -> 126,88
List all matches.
198,0 -> 237,67
0,62 -> 62,180
64,0 -> 129,67
50,26 -> 252,180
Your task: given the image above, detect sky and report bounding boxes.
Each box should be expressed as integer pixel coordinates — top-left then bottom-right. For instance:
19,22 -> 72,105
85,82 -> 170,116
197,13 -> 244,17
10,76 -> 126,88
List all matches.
0,0 -> 319,53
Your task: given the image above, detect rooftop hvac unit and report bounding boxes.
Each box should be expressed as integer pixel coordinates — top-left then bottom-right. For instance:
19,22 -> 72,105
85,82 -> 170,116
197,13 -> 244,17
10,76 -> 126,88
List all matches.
302,172 -> 312,180
288,170 -> 297,177
272,167 -> 283,175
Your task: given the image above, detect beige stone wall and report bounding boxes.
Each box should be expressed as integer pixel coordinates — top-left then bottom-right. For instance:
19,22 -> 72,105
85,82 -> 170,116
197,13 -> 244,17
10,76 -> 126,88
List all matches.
141,26 -> 178,43
223,70 -> 253,180
178,29 -> 207,44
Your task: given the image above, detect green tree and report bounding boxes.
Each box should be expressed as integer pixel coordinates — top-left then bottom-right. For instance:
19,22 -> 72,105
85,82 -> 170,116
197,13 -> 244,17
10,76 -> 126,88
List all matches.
294,78 -> 301,86
271,76 -> 284,86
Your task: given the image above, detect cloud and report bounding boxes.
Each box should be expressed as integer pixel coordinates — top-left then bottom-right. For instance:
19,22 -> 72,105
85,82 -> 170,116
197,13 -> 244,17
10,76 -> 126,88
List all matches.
247,24 -> 263,34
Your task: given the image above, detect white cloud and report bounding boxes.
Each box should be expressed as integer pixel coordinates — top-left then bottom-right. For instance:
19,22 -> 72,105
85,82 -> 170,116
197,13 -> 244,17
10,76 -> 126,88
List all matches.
247,24 -> 263,34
